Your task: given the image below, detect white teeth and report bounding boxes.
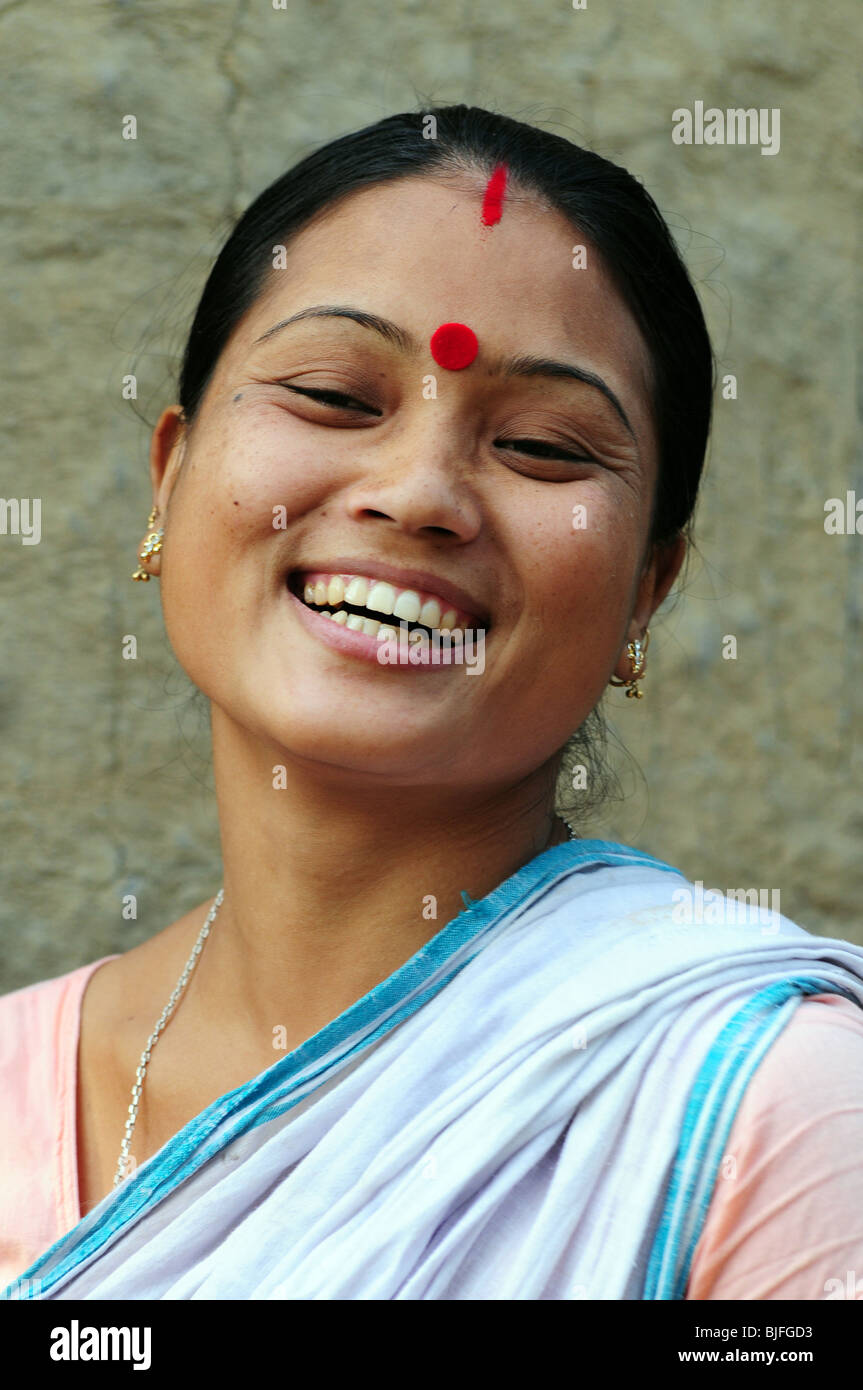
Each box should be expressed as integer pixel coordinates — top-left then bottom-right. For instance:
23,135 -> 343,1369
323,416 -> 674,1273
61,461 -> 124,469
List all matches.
320,610 -> 332,618
392,589 -> 421,622
331,609 -> 348,625
344,576 -> 369,606
377,625 -> 398,642
362,618 -> 381,637
367,581 -> 396,616
301,572 -> 477,632
419,598 -> 442,628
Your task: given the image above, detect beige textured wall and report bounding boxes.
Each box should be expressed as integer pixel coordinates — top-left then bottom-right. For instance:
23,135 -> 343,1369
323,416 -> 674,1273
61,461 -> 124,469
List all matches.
1,0 -> 859,992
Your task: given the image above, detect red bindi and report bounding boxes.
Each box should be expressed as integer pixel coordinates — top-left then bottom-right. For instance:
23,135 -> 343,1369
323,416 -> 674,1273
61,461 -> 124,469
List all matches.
481,164 -> 507,226
429,322 -> 479,371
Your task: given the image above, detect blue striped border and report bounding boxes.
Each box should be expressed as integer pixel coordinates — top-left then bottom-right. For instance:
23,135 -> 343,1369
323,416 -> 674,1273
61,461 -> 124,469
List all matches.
642,976 -> 859,1300
6,838 -> 682,1300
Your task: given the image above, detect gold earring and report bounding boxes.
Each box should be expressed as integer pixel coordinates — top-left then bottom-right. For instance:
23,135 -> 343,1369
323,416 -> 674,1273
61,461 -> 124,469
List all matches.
609,628 -> 650,699
132,508 -> 164,582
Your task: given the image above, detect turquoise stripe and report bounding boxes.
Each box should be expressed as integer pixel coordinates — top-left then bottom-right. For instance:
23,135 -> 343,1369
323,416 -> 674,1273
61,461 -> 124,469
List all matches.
6,837 -> 680,1300
642,976 -> 858,1300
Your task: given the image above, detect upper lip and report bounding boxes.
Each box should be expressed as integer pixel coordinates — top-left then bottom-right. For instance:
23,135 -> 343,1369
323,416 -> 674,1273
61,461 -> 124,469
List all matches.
290,556 -> 491,626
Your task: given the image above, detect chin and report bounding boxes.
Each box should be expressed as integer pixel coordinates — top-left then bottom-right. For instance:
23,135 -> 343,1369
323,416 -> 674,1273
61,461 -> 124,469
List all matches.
226,695 -> 439,775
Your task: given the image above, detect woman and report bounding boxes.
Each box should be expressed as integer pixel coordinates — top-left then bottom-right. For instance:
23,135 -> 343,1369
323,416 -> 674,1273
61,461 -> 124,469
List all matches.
3,104 -> 863,1301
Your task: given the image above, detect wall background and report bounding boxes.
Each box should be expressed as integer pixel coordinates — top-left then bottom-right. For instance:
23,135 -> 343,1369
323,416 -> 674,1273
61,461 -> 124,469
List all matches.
1,0 -> 859,992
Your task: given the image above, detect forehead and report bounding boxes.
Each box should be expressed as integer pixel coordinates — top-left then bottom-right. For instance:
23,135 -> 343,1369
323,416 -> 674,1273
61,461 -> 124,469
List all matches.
234,174 -> 655,437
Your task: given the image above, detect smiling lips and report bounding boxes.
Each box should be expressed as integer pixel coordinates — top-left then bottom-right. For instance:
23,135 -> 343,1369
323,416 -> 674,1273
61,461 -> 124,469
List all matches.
295,571 -> 481,640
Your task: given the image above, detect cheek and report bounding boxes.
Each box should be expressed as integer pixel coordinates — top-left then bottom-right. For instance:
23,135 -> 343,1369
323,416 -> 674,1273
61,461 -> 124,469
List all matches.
197,404 -> 341,508
165,414 -> 329,572
514,486 -> 644,632
157,471 -> 274,672
502,520 -> 639,748
478,497 -> 640,748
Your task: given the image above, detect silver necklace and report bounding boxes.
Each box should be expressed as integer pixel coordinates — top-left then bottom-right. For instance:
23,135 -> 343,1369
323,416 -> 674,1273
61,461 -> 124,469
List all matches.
113,888 -> 225,1189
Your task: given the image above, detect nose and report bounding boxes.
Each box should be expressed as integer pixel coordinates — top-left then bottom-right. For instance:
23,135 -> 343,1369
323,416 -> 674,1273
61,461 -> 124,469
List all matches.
342,427 -> 483,544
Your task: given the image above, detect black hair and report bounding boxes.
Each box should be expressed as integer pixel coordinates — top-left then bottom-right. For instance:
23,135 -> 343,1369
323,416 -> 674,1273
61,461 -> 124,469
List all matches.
176,103 -> 715,828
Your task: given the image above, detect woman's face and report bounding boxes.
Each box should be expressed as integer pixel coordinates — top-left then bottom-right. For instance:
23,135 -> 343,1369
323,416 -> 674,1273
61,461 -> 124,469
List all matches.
147,174 -> 681,793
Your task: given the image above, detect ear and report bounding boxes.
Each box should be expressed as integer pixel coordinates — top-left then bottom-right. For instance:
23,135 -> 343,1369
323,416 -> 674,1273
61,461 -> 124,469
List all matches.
149,404 -> 187,508
611,534 -> 686,684
134,407 -> 187,579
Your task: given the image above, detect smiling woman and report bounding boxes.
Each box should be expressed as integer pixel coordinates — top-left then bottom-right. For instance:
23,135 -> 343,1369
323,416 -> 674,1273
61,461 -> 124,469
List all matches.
2,104 -> 863,1301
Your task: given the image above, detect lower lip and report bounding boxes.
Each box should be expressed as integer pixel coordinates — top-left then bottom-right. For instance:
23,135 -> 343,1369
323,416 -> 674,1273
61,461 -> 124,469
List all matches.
285,585 -> 474,672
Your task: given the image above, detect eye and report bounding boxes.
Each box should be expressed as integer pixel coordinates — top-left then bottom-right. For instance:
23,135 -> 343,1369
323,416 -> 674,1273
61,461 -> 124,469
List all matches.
494,437 -> 595,464
281,384 -> 382,416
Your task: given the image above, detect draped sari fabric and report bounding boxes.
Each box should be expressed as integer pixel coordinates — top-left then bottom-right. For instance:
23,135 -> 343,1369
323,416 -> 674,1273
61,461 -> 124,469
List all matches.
5,839 -> 863,1300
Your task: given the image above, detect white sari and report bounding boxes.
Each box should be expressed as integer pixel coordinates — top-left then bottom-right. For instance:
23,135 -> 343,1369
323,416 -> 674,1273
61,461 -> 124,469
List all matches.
6,838 -> 863,1300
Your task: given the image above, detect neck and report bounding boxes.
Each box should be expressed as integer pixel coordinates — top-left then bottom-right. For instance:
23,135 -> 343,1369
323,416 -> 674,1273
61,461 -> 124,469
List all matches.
196,707 -> 570,1051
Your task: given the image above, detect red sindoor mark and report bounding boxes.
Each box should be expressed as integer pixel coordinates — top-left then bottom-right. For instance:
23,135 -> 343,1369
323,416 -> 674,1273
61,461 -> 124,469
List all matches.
481,164 -> 508,226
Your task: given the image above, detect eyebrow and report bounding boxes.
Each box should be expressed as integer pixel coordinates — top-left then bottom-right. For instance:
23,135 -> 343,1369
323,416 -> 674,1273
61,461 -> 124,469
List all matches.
253,304 -> 636,440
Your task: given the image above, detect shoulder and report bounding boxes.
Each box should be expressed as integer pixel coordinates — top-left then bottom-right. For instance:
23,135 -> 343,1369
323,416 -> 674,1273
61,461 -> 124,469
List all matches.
0,958 -> 119,1285
0,898 -> 211,1135
731,992 -> 863,1120
0,957 -> 121,1147
689,994 -> 863,1300
0,959 -> 117,1078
